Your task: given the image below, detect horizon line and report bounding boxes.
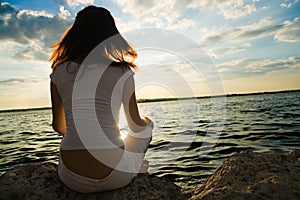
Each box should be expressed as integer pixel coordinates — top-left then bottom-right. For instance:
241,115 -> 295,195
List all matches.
0,88 -> 299,113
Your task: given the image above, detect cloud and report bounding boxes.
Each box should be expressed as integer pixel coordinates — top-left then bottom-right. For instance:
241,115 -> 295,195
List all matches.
280,0 -> 299,9
210,43 -> 251,58
113,0 -> 197,30
11,42 -> 50,61
16,9 -> 53,18
281,2 -> 293,8
202,17 -> 300,44
0,2 -> 72,61
112,0 -> 258,32
167,18 -> 196,30
114,0 -> 155,16
179,0 -> 257,19
274,17 -> 300,43
59,0 -> 94,7
218,56 -> 300,79
0,77 -> 42,85
218,1 -> 257,19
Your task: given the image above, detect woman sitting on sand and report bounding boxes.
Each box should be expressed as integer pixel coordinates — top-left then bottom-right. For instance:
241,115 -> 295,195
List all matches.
49,5 -> 153,193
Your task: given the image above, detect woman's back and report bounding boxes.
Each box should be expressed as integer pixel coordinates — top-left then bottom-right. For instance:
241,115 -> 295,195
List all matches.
51,61 -> 134,178
50,61 -> 134,151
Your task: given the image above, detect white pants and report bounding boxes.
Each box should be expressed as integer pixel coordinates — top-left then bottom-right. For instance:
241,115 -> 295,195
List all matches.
58,127 -> 152,193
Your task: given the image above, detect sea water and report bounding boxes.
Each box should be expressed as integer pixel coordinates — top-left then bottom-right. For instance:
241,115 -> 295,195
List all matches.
0,91 -> 299,188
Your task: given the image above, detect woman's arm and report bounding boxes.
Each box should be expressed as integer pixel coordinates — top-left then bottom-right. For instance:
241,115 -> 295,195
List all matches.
122,75 -> 153,132
50,81 -> 66,135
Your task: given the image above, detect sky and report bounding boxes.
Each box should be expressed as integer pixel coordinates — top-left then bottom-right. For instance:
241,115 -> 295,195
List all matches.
0,0 -> 299,110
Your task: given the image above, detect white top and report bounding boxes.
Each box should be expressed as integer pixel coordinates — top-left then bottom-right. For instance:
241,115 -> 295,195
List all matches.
50,61 -> 144,150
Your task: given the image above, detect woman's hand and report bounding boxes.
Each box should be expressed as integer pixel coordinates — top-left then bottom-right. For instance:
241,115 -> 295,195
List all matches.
144,116 -> 154,129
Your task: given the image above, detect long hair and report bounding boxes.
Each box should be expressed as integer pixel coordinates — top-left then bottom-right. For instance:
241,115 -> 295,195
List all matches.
50,6 -> 137,69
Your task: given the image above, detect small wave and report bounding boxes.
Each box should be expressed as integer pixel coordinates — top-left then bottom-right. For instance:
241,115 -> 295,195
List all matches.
41,130 -> 55,134
196,130 -> 207,136
157,173 -> 186,180
19,147 -> 36,151
149,141 -> 170,149
19,131 -> 35,135
180,130 -> 199,135
175,154 -> 201,162
219,134 -> 247,140
244,135 -> 262,141
164,142 -> 191,151
282,112 -> 300,118
210,146 -> 257,155
158,165 -> 212,172
196,119 -> 211,124
0,140 -> 17,144
186,141 -> 203,151
160,125 -> 178,129
240,108 -> 270,113
33,137 -> 54,142
248,131 -> 300,137
214,142 -> 238,147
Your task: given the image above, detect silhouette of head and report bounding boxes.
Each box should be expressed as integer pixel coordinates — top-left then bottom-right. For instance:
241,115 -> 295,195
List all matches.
50,6 -> 137,69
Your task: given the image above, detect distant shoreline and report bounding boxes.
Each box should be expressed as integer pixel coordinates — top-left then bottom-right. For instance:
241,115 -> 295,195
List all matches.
1,89 -> 299,113
138,89 -> 300,103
